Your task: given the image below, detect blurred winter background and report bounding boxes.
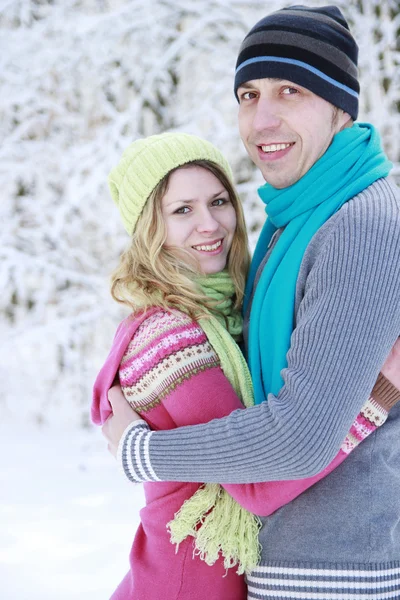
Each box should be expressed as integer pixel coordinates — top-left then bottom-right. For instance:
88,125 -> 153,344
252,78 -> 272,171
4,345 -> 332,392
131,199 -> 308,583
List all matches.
1,0 -> 399,598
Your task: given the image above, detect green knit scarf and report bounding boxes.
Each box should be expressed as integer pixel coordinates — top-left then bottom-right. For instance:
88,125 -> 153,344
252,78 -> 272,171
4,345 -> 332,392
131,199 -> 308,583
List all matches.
167,271 -> 261,575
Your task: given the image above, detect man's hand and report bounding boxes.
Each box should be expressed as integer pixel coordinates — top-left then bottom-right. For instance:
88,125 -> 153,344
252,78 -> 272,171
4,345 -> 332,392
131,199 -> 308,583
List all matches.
381,338 -> 400,390
102,385 -> 143,458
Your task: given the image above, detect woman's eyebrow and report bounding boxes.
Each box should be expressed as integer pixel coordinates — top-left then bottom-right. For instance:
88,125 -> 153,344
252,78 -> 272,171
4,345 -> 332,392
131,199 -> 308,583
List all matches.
165,189 -> 227,206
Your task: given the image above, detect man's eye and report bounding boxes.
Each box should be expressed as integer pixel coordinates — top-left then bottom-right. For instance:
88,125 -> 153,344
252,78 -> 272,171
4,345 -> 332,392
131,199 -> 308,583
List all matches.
282,87 -> 299,95
240,91 -> 257,101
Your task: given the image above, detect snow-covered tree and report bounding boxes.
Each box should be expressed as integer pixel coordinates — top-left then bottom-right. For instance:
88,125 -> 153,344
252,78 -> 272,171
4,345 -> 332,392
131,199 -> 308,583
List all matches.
1,0 -> 399,427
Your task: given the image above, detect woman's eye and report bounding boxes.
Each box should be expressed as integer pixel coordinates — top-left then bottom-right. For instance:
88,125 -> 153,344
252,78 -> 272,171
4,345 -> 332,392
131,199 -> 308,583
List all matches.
175,206 -> 190,214
212,198 -> 227,206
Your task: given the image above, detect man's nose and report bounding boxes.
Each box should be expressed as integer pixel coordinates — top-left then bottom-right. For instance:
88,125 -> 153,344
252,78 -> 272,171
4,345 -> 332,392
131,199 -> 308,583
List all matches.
253,99 -> 281,132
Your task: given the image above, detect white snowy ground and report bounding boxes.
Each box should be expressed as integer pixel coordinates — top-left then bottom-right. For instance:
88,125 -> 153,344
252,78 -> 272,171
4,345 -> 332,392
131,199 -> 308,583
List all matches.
0,423 -> 145,600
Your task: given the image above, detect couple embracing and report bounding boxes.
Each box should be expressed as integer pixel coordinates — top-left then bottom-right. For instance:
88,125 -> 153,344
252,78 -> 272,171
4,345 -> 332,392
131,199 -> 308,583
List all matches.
92,5 -> 400,600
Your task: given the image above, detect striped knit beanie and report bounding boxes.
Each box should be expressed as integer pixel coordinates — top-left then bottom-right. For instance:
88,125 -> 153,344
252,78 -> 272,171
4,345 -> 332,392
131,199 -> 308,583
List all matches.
234,5 -> 359,120
108,132 -> 234,235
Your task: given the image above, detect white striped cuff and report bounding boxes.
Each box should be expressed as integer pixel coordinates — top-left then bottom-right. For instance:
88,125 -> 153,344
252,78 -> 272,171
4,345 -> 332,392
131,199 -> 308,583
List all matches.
117,419 -> 160,483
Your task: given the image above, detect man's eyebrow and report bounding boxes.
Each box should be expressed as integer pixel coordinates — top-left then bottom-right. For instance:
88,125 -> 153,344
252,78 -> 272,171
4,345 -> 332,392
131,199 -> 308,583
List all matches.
237,82 -> 255,90
237,78 -> 286,89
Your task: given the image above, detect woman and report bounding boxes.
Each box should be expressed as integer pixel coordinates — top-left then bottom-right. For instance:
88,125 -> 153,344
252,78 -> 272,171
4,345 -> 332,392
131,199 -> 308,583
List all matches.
92,132 -> 396,600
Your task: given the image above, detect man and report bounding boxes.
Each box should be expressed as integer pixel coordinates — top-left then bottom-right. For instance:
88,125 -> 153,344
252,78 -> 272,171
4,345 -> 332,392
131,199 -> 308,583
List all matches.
102,6 -> 400,598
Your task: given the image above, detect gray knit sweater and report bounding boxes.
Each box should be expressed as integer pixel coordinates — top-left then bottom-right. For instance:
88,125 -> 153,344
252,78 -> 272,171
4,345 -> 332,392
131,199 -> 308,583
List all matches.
118,178 -> 400,599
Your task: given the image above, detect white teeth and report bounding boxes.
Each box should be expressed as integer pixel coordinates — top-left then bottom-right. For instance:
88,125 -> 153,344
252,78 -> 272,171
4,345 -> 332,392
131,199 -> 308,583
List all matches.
193,240 -> 222,252
261,143 -> 292,153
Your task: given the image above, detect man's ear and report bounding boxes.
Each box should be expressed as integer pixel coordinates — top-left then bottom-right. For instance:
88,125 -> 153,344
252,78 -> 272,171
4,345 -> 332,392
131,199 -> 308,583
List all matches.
339,111 -> 353,132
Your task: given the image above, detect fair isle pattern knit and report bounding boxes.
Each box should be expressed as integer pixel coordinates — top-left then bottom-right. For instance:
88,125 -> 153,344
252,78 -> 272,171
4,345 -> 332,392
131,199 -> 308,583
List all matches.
246,562 -> 400,599
340,396 -> 387,454
119,310 -> 219,412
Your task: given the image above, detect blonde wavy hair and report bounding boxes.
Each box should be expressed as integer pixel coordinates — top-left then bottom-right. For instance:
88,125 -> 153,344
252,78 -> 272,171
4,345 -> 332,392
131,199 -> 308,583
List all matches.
110,160 -> 250,320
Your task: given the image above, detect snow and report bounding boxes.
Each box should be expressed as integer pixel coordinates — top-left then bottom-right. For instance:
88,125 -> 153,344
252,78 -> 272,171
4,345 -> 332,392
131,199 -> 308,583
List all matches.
1,0 -> 399,429
0,424 -> 144,600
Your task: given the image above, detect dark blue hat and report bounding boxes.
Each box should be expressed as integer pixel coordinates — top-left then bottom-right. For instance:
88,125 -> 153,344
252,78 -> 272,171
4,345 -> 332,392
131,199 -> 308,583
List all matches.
234,5 -> 359,120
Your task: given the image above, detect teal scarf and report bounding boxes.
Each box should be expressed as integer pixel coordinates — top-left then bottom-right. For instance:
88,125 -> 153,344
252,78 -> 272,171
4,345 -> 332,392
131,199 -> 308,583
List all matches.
244,123 -> 392,405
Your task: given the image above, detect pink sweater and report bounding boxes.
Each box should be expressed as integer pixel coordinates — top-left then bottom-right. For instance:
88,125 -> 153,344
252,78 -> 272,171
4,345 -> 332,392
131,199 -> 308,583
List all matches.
92,308 -> 387,600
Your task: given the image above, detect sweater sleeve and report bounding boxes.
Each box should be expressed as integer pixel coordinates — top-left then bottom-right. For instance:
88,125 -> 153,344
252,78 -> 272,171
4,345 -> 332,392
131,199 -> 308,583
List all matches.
117,309 -> 229,429
119,184 -> 400,485
222,381 -> 393,515
119,370 -> 396,511
117,309 -> 391,510
118,313 -> 394,513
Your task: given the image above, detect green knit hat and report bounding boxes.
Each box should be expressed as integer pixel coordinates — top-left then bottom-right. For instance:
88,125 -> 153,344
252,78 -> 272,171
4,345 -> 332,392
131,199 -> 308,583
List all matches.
108,132 -> 234,235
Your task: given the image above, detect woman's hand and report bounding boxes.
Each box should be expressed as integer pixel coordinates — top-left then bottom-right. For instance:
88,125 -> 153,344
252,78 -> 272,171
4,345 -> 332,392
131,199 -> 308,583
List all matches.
102,385 -> 143,458
381,338 -> 400,390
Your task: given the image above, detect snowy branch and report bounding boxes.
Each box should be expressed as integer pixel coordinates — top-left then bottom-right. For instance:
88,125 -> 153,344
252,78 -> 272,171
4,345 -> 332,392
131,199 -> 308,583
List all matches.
2,0 -> 399,427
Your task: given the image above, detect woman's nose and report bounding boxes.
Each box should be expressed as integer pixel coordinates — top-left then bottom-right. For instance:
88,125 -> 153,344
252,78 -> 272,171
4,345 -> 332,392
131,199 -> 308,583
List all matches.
196,209 -> 219,232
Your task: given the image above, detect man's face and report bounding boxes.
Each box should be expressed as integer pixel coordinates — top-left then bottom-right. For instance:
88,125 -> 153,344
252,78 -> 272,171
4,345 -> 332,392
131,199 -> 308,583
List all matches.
237,78 -> 350,189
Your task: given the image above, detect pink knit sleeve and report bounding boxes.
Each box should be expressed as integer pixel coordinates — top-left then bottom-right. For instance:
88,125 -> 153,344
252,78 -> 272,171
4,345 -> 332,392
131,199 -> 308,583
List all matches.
118,309 -> 246,429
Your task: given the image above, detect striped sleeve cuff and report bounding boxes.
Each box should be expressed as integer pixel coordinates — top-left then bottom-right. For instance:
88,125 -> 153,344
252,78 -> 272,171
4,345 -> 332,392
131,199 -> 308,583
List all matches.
372,372 -> 400,411
117,420 -> 161,483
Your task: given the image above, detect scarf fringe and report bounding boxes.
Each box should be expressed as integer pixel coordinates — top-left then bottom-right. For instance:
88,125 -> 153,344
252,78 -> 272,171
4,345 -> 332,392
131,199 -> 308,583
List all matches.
168,271 -> 260,575
167,483 -> 262,575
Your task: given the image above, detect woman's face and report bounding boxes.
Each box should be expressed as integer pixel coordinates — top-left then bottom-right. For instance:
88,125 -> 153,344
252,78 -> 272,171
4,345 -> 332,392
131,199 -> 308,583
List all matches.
161,166 -> 237,274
